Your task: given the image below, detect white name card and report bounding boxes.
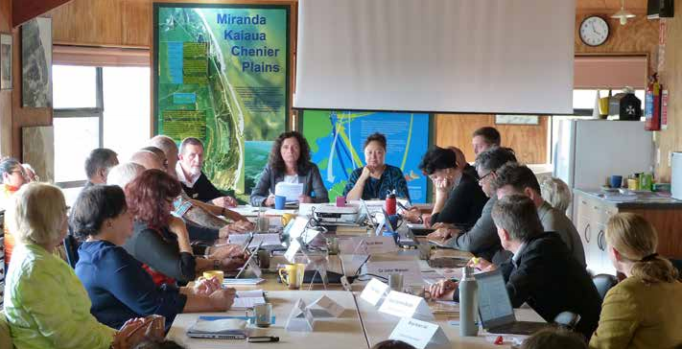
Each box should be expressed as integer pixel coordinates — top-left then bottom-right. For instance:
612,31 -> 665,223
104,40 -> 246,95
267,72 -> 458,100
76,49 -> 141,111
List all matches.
338,236 -> 398,255
378,291 -> 434,321
388,317 -> 450,349
245,257 -> 262,278
360,278 -> 390,306
285,298 -> 315,332
365,260 -> 424,285
307,295 -> 345,318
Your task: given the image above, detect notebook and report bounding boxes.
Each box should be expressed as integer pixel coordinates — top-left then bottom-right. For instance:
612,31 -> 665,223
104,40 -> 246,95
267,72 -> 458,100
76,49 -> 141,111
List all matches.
186,318 -> 248,339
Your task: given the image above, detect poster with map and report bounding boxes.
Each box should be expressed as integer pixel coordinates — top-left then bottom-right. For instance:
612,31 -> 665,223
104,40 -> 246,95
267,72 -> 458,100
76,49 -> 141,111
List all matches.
154,4 -> 289,193
302,111 -> 430,203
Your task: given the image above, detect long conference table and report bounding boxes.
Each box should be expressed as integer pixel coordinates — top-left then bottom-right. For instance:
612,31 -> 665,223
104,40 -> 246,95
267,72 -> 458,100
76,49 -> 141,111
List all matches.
167,203 -> 545,348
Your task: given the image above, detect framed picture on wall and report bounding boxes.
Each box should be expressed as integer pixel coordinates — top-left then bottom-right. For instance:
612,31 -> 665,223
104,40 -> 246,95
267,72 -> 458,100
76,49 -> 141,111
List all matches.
21,17 -> 52,108
0,33 -> 11,90
494,114 -> 540,125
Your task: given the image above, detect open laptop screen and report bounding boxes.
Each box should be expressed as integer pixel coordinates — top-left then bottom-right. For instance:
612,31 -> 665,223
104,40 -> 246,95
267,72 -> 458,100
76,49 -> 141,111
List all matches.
474,269 -> 516,329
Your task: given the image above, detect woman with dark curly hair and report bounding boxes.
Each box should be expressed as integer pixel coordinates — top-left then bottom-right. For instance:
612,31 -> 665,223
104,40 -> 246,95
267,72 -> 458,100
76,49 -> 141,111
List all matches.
123,169 -> 246,285
250,131 -> 328,206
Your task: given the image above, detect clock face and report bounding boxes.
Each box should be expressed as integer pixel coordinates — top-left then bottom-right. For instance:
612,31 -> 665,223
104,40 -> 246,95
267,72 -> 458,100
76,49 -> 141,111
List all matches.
580,16 -> 610,47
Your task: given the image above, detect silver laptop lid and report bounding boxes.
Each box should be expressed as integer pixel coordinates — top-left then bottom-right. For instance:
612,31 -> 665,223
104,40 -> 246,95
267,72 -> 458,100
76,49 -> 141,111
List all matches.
473,269 -> 516,329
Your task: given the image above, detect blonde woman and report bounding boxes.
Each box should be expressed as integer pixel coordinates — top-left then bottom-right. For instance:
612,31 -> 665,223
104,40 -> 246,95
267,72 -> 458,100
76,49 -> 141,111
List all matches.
589,213 -> 681,349
4,183 -> 143,349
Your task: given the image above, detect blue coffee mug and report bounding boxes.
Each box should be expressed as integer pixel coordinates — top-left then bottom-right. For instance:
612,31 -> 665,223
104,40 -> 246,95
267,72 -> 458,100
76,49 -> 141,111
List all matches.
610,175 -> 623,189
274,195 -> 287,210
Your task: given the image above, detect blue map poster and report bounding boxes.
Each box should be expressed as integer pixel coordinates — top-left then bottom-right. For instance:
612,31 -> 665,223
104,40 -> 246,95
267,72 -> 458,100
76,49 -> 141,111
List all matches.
302,111 -> 430,203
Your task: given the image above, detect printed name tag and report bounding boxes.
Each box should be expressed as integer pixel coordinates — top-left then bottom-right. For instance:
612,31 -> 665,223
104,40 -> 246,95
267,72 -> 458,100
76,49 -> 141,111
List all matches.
378,291 -> 434,321
365,260 -> 424,285
339,236 -> 398,255
388,317 -> 450,349
360,278 -> 390,306
307,295 -> 345,318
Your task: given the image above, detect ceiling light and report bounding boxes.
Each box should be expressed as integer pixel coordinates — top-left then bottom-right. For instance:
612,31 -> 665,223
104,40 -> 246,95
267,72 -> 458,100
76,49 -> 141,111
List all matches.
612,0 -> 636,25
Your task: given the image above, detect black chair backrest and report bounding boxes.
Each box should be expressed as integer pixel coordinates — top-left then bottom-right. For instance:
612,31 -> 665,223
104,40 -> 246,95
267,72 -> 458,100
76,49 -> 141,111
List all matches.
593,274 -> 618,300
63,230 -> 80,269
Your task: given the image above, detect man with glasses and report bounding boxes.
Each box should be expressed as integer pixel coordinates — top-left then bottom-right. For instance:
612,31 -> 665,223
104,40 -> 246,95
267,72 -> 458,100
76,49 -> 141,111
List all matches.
427,146 -> 517,264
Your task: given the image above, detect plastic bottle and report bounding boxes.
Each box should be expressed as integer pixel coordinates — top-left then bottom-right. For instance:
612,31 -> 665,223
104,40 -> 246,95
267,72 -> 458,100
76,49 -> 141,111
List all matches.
459,266 -> 479,336
385,190 -> 397,216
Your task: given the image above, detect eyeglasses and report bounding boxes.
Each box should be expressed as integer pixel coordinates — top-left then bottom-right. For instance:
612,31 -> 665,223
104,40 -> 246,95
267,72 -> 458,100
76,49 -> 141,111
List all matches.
478,171 -> 495,183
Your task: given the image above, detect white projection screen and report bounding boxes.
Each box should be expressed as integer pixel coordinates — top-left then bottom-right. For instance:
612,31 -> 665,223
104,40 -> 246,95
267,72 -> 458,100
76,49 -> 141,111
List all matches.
294,0 -> 575,114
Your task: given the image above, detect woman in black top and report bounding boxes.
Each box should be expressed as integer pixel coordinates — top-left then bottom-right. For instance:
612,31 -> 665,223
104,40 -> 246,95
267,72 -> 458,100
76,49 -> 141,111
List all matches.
416,147 -> 487,229
123,169 -> 245,285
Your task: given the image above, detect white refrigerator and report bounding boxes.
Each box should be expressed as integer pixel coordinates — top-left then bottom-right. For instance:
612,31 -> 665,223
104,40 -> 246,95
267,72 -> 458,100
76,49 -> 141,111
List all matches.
552,119 -> 654,215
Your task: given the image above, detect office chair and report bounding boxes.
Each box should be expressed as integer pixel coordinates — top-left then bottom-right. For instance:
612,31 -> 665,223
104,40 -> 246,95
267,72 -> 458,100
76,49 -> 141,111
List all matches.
63,228 -> 80,269
592,274 -> 618,301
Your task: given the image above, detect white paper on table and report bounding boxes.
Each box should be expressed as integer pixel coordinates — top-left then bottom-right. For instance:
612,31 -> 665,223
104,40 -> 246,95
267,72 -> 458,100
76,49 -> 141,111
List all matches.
275,182 -> 304,202
236,290 -> 265,298
228,233 -> 283,248
307,295 -> 345,318
365,260 -> 424,285
232,295 -> 266,310
388,317 -> 450,349
379,291 -> 435,321
285,298 -> 315,332
360,278 -> 390,307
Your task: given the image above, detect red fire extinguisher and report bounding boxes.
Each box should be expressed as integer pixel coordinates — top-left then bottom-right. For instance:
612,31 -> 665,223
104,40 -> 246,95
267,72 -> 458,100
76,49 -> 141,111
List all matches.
645,73 -> 662,131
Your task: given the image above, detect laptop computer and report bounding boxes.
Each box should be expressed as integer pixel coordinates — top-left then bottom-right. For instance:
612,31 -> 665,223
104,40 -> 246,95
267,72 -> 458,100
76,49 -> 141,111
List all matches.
474,269 -> 554,335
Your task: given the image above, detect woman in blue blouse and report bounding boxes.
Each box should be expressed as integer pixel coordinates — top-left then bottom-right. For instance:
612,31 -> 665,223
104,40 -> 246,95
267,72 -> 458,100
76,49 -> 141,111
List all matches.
71,185 -> 237,330
344,132 -> 410,201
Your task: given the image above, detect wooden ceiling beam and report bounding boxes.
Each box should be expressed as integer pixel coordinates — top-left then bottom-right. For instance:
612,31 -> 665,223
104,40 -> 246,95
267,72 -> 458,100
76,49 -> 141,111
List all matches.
12,0 -> 73,27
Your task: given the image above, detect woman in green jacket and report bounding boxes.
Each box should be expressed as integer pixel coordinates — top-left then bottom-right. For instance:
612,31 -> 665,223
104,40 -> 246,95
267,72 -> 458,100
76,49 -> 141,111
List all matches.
4,182 -> 142,349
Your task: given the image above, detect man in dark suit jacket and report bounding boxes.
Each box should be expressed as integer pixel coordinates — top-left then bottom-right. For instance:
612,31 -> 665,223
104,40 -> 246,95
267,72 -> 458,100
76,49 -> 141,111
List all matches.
428,195 -> 602,339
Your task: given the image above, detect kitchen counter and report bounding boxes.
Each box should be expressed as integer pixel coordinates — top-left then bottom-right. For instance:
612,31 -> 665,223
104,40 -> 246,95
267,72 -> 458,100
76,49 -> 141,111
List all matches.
574,188 -> 682,210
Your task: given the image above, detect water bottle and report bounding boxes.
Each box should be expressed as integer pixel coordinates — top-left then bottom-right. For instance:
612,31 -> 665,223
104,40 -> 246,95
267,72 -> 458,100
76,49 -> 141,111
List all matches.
385,190 -> 397,215
459,266 -> 479,336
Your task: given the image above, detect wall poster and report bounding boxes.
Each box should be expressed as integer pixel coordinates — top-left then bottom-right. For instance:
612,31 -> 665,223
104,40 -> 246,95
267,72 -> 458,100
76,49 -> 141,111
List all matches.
302,111 -> 430,203
154,4 -> 289,193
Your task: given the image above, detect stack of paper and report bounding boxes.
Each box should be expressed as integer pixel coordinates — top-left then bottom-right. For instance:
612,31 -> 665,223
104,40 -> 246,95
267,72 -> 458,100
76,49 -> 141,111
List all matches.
232,290 -> 266,310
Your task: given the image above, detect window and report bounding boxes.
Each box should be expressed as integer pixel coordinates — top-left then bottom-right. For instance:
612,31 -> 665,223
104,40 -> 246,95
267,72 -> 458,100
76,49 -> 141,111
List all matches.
572,89 -> 645,116
53,65 -> 150,190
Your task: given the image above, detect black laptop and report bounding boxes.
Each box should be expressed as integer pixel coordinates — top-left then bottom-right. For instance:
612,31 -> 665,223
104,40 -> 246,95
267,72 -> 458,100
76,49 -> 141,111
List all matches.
474,269 -> 554,335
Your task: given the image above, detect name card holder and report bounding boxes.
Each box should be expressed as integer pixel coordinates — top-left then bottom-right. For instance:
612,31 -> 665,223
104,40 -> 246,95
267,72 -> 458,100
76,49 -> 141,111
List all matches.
388,317 -> 450,349
285,298 -> 315,332
307,295 -> 345,318
378,291 -> 434,321
360,278 -> 390,307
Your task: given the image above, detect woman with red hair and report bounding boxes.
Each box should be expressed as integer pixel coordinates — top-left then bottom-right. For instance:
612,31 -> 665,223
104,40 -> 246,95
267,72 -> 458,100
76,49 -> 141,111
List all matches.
123,169 -> 245,285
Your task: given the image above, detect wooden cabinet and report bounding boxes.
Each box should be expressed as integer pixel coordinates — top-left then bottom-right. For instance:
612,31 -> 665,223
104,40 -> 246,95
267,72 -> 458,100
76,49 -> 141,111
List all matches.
573,191 -> 683,276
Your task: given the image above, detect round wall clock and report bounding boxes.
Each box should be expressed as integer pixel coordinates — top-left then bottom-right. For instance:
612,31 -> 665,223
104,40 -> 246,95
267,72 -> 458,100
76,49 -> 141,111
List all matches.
580,16 -> 610,47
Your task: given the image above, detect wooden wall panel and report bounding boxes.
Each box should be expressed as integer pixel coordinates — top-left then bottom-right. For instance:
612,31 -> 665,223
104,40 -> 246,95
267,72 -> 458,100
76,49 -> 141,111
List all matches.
575,14 -> 659,74
0,0 -> 12,156
434,114 -> 549,165
50,0 -> 127,47
121,0 -> 152,47
655,0 -> 681,182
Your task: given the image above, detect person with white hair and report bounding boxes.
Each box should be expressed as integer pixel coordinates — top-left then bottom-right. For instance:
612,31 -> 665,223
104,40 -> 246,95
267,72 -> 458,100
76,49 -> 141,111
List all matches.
106,162 -> 145,189
540,177 -> 572,214
3,182 -> 144,348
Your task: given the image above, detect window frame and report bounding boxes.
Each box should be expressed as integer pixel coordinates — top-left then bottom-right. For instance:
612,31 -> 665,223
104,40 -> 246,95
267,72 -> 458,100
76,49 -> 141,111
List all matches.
53,66 -> 104,189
